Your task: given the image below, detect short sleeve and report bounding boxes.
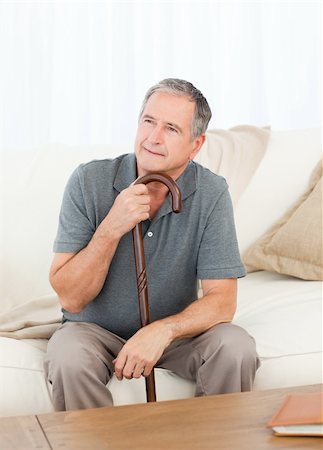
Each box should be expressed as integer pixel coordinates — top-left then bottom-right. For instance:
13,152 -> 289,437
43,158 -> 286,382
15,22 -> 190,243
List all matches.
197,183 -> 246,279
53,165 -> 95,253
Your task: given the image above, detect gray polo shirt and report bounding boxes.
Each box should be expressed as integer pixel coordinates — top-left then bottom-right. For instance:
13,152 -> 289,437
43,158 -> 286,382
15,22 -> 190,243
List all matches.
54,153 -> 245,339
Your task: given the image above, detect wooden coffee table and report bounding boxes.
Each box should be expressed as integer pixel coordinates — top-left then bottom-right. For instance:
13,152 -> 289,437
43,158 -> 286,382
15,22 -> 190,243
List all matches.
1,384 -> 322,449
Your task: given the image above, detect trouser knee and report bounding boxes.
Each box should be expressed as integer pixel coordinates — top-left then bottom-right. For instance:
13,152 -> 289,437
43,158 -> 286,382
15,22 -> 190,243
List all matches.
213,323 -> 258,366
196,323 -> 260,394
44,322 -> 120,410
46,340 -> 89,382
44,327 -> 111,386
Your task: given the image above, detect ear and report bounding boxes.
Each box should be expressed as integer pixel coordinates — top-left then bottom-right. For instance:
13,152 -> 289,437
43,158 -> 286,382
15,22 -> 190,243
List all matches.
189,134 -> 206,160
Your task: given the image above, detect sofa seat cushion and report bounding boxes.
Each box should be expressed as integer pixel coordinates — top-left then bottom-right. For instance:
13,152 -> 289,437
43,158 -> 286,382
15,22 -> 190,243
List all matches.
0,337 -> 54,417
235,271 -> 322,358
1,271 -> 321,417
0,337 -> 195,417
253,352 -> 322,390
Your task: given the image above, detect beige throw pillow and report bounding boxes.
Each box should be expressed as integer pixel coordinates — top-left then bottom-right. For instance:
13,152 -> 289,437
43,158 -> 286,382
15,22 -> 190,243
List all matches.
244,159 -> 323,280
195,125 -> 270,205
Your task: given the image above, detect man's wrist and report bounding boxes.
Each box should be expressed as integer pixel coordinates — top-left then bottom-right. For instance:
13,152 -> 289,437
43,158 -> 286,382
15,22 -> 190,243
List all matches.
158,318 -> 181,344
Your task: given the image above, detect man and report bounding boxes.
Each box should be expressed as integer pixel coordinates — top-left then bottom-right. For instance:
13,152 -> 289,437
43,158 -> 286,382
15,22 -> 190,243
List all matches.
45,78 -> 259,411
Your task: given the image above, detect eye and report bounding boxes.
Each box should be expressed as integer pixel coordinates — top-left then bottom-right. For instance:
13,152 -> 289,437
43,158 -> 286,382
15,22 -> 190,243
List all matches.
167,126 -> 178,133
143,118 -> 154,124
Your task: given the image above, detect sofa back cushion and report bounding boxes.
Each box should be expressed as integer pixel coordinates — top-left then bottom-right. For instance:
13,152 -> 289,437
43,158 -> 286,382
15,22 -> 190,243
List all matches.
233,128 -> 322,255
195,125 -> 270,205
1,145 -> 130,310
243,159 -> 322,280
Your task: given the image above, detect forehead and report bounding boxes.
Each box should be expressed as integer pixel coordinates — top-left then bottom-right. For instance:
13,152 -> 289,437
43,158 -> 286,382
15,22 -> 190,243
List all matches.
142,91 -> 195,127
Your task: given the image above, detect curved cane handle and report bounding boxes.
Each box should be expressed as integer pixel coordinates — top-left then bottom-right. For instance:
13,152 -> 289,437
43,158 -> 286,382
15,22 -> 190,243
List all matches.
131,173 -> 182,403
133,172 -> 182,212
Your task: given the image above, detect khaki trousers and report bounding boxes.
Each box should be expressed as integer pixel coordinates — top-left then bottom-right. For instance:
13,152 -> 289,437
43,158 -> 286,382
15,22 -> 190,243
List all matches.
44,321 -> 260,411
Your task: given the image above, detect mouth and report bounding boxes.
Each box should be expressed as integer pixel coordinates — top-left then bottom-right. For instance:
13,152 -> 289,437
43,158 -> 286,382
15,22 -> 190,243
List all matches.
144,146 -> 164,157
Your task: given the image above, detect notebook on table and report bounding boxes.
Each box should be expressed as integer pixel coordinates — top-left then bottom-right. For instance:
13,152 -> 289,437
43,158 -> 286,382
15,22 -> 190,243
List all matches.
267,391 -> 323,437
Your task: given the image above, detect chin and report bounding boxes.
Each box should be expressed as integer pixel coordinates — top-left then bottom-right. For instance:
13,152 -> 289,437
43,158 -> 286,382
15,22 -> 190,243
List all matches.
137,156 -> 166,175
140,165 -> 165,176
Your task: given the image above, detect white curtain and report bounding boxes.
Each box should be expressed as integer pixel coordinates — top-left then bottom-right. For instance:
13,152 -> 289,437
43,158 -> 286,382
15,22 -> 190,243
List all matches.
0,0 -> 321,148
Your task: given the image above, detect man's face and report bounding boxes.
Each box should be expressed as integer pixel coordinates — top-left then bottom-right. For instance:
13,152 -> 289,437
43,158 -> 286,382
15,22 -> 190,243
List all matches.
135,92 -> 205,179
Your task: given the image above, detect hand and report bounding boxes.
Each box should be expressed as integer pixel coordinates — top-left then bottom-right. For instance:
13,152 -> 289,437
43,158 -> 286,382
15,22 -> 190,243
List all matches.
102,184 -> 150,239
113,321 -> 173,380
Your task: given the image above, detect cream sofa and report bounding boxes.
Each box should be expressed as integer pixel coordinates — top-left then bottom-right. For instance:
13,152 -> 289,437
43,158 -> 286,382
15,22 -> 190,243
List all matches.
0,126 -> 322,418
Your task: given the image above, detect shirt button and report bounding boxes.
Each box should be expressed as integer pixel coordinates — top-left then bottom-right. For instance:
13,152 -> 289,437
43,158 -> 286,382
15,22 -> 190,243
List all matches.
147,231 -> 153,238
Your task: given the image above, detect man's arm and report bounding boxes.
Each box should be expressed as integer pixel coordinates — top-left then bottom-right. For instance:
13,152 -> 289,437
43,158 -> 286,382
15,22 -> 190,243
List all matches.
113,277 -> 237,380
50,183 -> 150,313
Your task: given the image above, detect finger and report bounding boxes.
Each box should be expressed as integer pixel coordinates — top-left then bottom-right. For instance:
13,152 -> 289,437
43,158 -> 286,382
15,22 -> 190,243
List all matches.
131,184 -> 149,195
113,354 -> 127,381
129,206 -> 150,224
135,196 -> 151,206
142,364 -> 154,378
123,190 -> 150,206
122,360 -> 136,380
132,365 -> 145,379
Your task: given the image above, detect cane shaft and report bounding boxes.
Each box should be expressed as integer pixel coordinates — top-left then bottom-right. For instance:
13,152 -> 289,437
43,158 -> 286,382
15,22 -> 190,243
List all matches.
132,223 -> 150,327
132,223 -> 156,402
132,172 -> 182,403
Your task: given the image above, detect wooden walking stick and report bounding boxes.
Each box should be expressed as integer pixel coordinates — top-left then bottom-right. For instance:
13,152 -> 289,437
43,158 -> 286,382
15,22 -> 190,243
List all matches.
132,173 -> 182,402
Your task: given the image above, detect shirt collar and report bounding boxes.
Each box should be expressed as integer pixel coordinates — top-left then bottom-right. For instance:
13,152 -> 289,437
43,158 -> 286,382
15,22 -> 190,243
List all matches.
113,153 -> 137,193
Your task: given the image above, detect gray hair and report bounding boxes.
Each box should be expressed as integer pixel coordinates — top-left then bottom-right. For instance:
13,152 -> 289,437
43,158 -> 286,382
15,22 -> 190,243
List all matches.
139,78 -> 212,139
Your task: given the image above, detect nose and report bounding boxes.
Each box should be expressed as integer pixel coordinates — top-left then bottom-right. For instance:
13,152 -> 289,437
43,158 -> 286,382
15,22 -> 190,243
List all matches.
148,123 -> 164,144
